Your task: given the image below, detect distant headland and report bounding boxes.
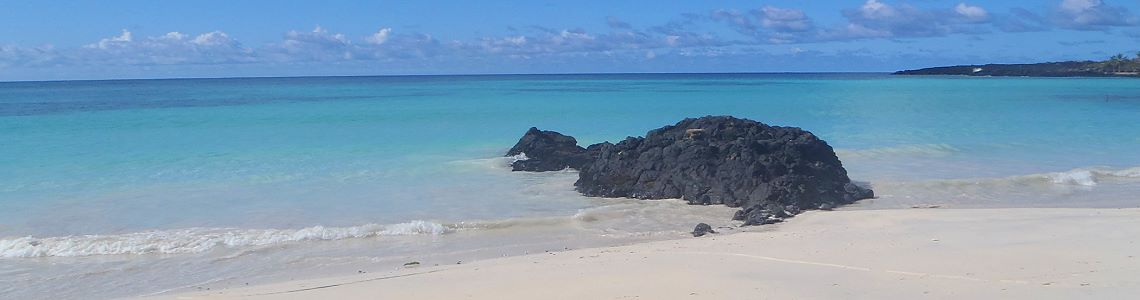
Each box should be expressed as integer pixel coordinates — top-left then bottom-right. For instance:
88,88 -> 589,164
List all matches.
895,53 -> 1140,78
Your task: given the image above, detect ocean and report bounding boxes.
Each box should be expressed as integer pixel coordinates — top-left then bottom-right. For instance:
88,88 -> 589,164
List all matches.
1,74 -> 1138,298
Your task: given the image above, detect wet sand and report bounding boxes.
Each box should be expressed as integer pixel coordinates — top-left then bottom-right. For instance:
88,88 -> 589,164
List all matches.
145,208 -> 1140,300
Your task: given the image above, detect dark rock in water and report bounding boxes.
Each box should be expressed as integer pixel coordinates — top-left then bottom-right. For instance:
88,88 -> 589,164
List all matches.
574,116 -> 873,225
692,223 -> 716,237
505,127 -> 593,172
506,116 -> 874,225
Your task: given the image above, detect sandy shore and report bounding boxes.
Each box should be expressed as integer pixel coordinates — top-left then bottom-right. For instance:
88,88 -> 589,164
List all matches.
145,208 -> 1140,300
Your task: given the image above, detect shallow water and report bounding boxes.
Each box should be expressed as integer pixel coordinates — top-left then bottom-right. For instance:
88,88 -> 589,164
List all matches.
1,74 -> 1138,298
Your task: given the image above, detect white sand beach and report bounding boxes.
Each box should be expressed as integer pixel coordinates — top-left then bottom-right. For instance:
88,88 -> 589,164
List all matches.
147,208 -> 1140,300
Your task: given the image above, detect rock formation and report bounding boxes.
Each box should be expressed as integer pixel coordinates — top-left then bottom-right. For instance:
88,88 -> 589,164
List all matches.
506,116 -> 873,225
506,127 -> 594,172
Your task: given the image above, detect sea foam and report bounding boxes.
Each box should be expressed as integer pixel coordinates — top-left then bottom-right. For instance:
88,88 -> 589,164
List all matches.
0,221 -> 450,258
0,198 -> 726,259
1041,166 -> 1140,186
869,166 -> 1140,194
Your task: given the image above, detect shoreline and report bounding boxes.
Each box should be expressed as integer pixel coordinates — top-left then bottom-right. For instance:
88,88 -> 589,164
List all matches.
142,207 -> 1140,300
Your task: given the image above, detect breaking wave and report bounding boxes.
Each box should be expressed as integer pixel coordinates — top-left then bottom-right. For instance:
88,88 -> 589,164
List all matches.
0,221 -> 450,258
0,197 -> 734,259
1032,166 -> 1139,187
879,166 -> 1140,190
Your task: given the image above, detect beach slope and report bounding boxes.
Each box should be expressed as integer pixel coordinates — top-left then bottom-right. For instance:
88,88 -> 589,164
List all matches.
147,208 -> 1140,300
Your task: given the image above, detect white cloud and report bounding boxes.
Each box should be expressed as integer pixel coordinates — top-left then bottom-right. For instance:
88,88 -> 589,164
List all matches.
757,6 -> 814,32
859,0 -> 897,19
474,36 -> 531,53
68,30 -> 253,66
6,1 -> 1136,78
1054,0 -> 1139,29
832,0 -> 998,39
506,36 -> 526,45
955,3 -> 989,20
826,23 -> 894,39
1061,0 -> 1100,13
161,32 -> 187,41
270,26 -> 358,61
365,28 -> 392,45
191,32 -> 235,46
87,29 -> 133,49
558,30 -> 595,42
285,26 -> 350,47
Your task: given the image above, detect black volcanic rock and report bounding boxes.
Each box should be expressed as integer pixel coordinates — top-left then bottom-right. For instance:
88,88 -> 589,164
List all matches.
505,127 -> 593,172
506,116 -> 874,225
691,223 -> 715,237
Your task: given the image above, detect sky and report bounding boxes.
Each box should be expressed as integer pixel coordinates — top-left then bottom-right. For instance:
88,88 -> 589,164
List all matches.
1,0 -> 1138,81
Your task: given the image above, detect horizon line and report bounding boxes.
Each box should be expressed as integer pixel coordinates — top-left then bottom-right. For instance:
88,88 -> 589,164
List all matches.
0,71 -> 893,84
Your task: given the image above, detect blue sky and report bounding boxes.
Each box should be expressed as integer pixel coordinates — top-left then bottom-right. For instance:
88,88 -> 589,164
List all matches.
1,0 -> 1138,80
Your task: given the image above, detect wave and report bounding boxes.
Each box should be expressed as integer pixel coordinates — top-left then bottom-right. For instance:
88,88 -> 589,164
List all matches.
857,166 -> 1140,209
0,198 -> 730,259
835,144 -> 961,159
878,166 -> 1140,190
18,163 -> 1129,259
0,221 -> 451,259
446,154 -> 529,172
1031,166 -> 1139,187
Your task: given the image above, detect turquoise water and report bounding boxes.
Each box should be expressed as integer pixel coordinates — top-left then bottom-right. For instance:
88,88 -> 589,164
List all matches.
1,74 -> 1139,298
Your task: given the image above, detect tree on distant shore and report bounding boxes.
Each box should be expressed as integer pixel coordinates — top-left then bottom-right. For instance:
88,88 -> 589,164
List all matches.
1130,52 -> 1140,71
1106,54 -> 1130,73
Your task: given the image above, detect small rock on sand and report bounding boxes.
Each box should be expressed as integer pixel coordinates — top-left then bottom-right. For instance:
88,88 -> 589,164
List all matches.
692,223 -> 716,237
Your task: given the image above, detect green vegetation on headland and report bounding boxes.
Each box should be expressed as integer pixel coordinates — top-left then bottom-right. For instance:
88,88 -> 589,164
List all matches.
894,53 -> 1140,77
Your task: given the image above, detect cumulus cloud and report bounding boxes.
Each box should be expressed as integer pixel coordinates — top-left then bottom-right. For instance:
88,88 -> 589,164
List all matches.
0,44 -> 59,69
68,29 -> 253,65
365,28 -> 392,45
1053,0 -> 1139,30
756,6 -> 814,32
702,1 -> 998,43
192,31 -> 237,46
648,14 -> 729,49
266,26 -> 362,61
2,0 -> 1136,76
749,6 -> 816,43
836,0 -> 993,39
955,3 -> 990,22
86,29 -> 133,49
711,9 -> 759,36
283,27 -> 350,49
857,0 -> 898,19
709,6 -> 816,43
817,23 -> 893,40
374,33 -> 444,59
